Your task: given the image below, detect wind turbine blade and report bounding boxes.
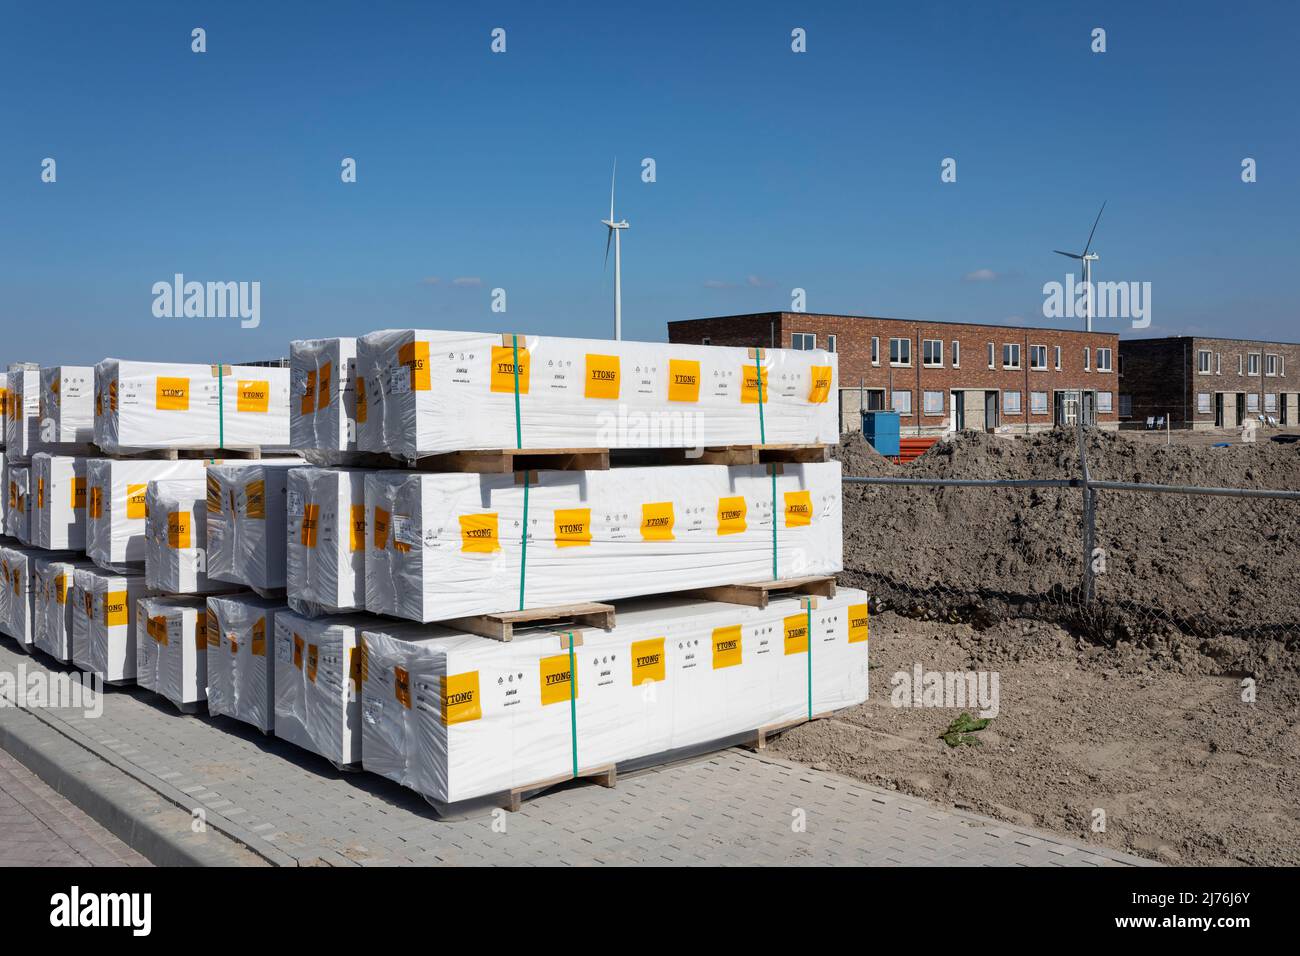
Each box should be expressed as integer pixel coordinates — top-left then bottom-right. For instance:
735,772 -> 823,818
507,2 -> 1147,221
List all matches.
604,227 -> 612,271
1082,200 -> 1106,256
1053,250 -> 1083,259
609,158 -> 617,221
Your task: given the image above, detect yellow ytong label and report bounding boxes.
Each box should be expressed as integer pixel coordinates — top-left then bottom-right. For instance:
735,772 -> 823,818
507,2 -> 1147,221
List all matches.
784,489 -> 813,528
301,369 -> 317,415
167,511 -> 192,549
354,376 -> 368,423
70,477 -> 86,510
195,612 -> 207,650
348,640 -> 369,685
712,625 -> 743,669
554,507 -> 592,548
630,637 -> 666,685
441,671 -> 482,725
397,340 -> 431,391
127,484 -> 148,520
205,609 -> 219,647
667,359 -> 701,403
640,501 -> 675,541
349,504 -> 366,552
104,591 -> 129,627
301,503 -> 319,548
83,590 -> 93,617
306,644 -> 319,683
459,512 -> 500,553
148,615 -> 169,645
490,344 -> 531,394
55,574 -> 68,605
317,360 -> 332,409
539,654 -> 577,706
244,479 -> 266,519
740,365 -> 769,404
156,376 -> 190,411
236,380 -> 270,413
808,365 -> 833,404
206,474 -> 221,514
251,616 -> 267,656
394,666 -> 412,708
372,506 -> 390,549
783,614 -> 809,655
37,477 -> 45,510
109,378 -> 118,412
7,481 -> 16,510
848,603 -> 869,644
293,634 -> 304,669
89,485 -> 103,520
230,636 -> 239,655
717,496 -> 747,535
583,353 -> 621,400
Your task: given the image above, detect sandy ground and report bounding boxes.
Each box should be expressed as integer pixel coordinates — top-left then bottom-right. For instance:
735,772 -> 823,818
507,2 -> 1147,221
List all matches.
773,611 -> 1300,866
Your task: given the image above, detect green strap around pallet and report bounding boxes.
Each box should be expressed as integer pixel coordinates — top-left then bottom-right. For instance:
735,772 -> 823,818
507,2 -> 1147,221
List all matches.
566,631 -> 578,778
217,367 -> 225,450
512,335 -> 528,610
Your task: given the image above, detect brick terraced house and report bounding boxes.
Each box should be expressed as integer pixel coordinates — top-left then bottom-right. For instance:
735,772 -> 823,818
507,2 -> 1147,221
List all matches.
667,312 -> 1120,434
1118,336 -> 1300,429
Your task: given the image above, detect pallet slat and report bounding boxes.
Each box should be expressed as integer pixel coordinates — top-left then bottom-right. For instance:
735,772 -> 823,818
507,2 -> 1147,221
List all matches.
442,601 -> 616,642
686,575 -> 836,609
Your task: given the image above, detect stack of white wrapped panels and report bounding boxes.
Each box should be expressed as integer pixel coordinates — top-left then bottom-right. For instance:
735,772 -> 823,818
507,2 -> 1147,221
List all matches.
85,458 -> 208,569
135,595 -> 209,712
70,566 -> 149,682
205,460 -> 301,591
4,464 -> 30,542
273,610 -> 366,767
144,479 -> 224,594
40,365 -> 96,446
30,454 -> 90,550
33,555 -> 96,662
286,467 -> 367,615
289,338 -> 358,452
205,593 -> 287,733
2,543 -> 74,649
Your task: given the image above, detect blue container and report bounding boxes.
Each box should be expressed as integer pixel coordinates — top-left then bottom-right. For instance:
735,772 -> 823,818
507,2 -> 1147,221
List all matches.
862,410 -> 900,457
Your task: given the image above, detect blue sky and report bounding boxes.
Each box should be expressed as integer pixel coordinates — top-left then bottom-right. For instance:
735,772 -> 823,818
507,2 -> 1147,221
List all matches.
2,0 -> 1296,364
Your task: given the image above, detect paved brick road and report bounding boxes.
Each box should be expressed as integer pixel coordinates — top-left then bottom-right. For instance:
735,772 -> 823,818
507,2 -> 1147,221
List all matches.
0,640 -> 1149,866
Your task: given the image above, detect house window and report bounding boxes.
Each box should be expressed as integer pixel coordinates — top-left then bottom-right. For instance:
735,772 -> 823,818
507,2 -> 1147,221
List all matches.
826,334 -> 837,354
1215,353 -> 1221,375
871,337 -> 880,366
1247,393 -> 1260,412
702,336 -> 711,345
1119,394 -> 1133,417
1238,355 -> 1243,375
890,338 -> 911,366
1002,344 -> 1021,370
1197,350 -> 1212,373
1029,345 -> 1048,370
923,391 -> 944,415
987,342 -> 995,369
791,332 -> 816,350
1248,353 -> 1261,376
1197,393 -> 1212,414
1096,348 -> 1112,372
1054,346 -> 1062,370
1030,391 -> 1048,415
1084,347 -> 1091,371
891,389 -> 912,415
1003,390 -> 1022,415
1118,354 -> 1125,375
1266,393 -> 1278,412
952,341 -> 961,367
922,339 -> 943,367
1097,391 -> 1113,413
1266,353 -> 1279,376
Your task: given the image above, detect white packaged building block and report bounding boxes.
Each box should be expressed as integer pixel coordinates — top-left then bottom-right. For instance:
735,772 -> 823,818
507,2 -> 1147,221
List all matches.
70,566 -> 149,682
206,460 -> 302,590
33,555 -> 95,662
355,329 -> 838,458
273,611 -> 365,767
41,365 -> 96,445
93,359 -> 291,453
85,457 -> 208,569
290,338 -> 358,451
1,543 -> 73,649
5,465 -> 31,543
31,454 -> 89,550
205,593 -> 286,733
0,372 -> 8,449
286,467 -> 366,615
135,595 -> 209,711
144,479 -> 221,594
364,461 -> 842,622
0,453 -> 6,528
361,589 -> 869,807
4,364 -> 40,458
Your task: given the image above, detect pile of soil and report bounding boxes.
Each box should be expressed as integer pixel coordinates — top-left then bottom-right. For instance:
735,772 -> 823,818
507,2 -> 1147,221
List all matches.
838,429 -> 1300,673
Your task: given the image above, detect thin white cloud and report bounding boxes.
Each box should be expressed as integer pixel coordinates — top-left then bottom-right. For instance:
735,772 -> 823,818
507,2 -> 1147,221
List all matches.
419,276 -> 441,286
963,268 -> 1000,282
452,276 -> 483,287
746,274 -> 774,288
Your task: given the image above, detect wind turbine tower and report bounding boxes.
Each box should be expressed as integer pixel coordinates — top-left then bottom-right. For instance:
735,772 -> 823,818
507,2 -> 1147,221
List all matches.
602,160 -> 630,340
1053,202 -> 1106,332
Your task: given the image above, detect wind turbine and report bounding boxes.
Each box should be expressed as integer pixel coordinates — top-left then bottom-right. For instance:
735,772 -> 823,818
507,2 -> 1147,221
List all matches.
601,160 -> 629,340
1054,201 -> 1106,332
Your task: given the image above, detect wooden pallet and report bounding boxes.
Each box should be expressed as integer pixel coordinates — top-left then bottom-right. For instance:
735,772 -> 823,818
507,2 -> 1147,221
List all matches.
105,446 -> 264,461
686,575 -> 836,610
442,602 -> 616,642
503,764 -> 618,812
741,712 -> 833,751
406,447 -> 609,473
634,443 -> 830,467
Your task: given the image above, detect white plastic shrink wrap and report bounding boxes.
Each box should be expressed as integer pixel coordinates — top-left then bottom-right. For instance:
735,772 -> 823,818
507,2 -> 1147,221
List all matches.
360,589 -> 870,806
144,479 -> 224,594
33,555 -> 95,662
355,329 -> 837,458
31,454 -> 90,550
206,460 -> 302,590
289,338 -> 358,451
70,566 -> 149,682
4,465 -> 31,542
286,467 -> 367,615
0,372 -> 8,449
1,544 -> 74,648
85,458 -> 208,569
273,611 -> 366,767
205,593 -> 286,733
40,365 -> 96,445
93,359 -> 291,453
364,461 -> 842,622
4,364 -> 40,458
135,596 -> 209,711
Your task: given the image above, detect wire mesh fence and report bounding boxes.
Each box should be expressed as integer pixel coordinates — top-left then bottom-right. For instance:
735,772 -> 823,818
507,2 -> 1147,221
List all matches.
840,426 -> 1300,652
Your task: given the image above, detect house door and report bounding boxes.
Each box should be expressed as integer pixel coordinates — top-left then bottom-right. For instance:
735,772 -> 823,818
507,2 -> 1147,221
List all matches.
984,390 -> 999,430
1081,391 -> 1096,426
1236,393 -> 1247,426
865,389 -> 886,411
1055,390 -> 1080,426
952,391 -> 965,430
1215,393 -> 1224,428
